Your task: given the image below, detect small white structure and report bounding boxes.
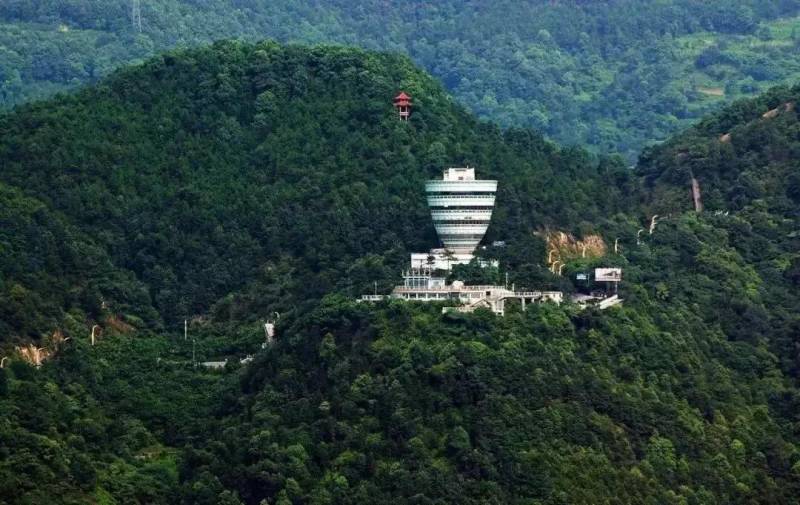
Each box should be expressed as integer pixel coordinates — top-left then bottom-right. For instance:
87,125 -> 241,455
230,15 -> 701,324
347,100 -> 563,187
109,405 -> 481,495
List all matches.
595,267 -> 622,295
594,268 -> 622,282
571,293 -> 623,310
597,295 -> 623,310
570,268 -> 624,309
264,322 -> 276,346
201,360 -> 227,370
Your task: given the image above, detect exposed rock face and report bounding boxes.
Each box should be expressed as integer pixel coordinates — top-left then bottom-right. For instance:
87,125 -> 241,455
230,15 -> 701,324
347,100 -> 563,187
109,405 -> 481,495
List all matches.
16,344 -> 49,367
540,229 -> 607,271
762,101 -> 796,119
546,230 -> 606,257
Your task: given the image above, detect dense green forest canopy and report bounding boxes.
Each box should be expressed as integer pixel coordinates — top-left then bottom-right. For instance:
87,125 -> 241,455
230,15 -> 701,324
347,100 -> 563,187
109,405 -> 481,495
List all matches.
0,40 -> 631,343
3,0 -> 800,158
2,43 -> 800,504
639,84 -> 800,218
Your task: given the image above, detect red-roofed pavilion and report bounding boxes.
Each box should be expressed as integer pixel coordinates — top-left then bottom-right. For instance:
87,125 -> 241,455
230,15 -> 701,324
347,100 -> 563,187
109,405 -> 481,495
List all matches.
393,92 -> 412,121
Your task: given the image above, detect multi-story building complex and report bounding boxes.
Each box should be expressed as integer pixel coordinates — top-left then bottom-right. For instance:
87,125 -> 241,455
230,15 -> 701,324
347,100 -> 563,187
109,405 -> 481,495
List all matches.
359,165 -> 566,315
360,269 -> 563,316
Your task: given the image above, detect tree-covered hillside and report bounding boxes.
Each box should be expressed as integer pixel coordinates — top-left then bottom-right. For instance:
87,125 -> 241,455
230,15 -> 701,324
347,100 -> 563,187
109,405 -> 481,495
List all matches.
181,281 -> 800,504
3,1 -> 800,158
0,40 -> 629,343
1,43 -> 800,504
635,83 -> 800,379
639,84 -> 800,218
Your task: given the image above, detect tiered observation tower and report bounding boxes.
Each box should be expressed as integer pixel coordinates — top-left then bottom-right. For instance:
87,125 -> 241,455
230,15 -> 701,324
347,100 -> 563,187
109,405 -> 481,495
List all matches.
415,167 -> 497,267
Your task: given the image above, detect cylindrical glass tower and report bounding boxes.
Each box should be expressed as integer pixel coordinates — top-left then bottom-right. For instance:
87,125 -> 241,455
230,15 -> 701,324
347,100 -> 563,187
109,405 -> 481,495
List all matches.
425,168 -> 497,255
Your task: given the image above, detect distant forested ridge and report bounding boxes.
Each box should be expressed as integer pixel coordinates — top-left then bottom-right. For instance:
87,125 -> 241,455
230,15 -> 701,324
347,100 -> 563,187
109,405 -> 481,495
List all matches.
3,0 -> 800,158
2,42 -> 800,504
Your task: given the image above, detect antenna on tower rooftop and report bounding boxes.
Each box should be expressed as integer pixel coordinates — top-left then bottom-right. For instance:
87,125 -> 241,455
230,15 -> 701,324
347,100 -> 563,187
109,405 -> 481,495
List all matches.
132,0 -> 142,32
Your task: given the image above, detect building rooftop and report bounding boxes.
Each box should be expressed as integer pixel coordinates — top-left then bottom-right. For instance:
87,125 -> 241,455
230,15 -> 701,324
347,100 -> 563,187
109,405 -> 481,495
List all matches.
442,167 -> 476,181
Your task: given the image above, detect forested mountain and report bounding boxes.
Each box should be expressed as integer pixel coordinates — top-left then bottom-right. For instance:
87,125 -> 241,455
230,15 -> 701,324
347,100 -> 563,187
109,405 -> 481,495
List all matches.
0,40 -> 630,343
2,1 -> 800,158
1,43 -> 800,504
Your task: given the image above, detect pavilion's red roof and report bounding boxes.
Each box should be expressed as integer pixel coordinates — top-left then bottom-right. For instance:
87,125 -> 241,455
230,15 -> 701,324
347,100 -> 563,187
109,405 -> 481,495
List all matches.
394,91 -> 411,101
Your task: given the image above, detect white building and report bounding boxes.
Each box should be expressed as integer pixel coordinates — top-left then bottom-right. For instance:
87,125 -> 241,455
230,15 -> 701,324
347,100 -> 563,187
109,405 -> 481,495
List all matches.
409,248 -> 498,270
412,167 -> 497,269
360,269 -> 562,316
